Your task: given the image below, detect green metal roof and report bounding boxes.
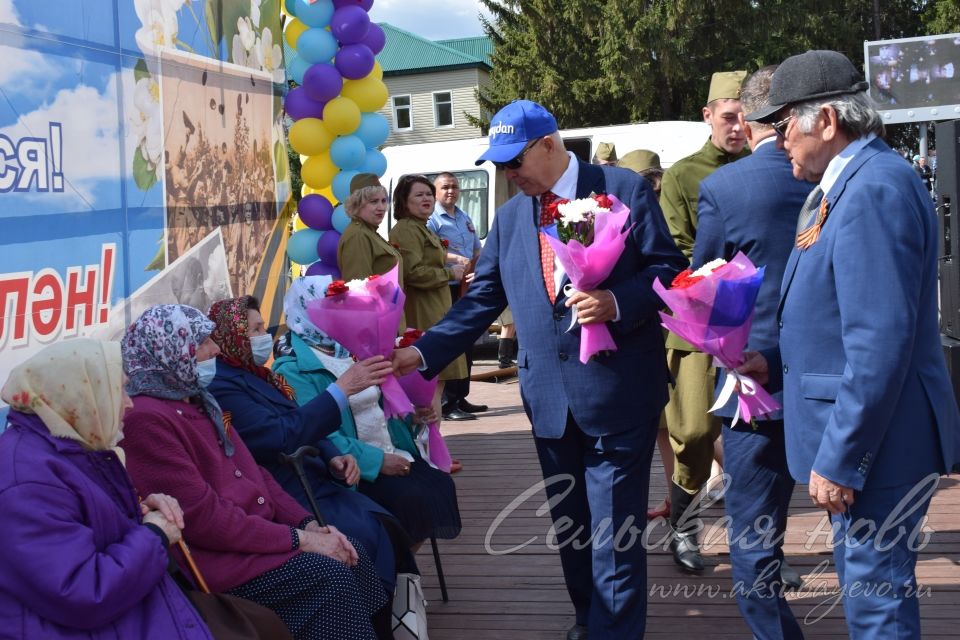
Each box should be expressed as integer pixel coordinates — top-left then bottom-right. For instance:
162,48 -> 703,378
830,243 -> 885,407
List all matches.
377,24 -> 492,75
436,36 -> 493,65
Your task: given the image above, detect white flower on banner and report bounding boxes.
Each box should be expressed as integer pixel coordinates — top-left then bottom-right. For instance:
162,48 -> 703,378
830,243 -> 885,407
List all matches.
249,0 -> 261,29
237,16 -> 257,52
134,0 -> 185,57
232,33 -> 251,67
131,76 -> 163,178
255,28 -> 284,83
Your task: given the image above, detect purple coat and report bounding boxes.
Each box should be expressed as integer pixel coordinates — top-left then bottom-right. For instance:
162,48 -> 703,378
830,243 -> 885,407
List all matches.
0,412 -> 212,640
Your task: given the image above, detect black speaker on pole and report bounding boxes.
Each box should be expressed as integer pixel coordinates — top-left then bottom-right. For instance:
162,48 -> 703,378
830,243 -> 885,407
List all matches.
936,120 -> 960,412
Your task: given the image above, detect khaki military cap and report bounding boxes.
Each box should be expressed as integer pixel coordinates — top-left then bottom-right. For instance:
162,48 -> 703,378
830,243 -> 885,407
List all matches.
707,70 -> 747,104
618,149 -> 662,173
349,172 -> 383,194
594,142 -> 618,163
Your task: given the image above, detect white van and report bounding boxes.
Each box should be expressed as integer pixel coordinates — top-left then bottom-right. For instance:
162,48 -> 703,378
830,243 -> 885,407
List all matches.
379,120 -> 709,240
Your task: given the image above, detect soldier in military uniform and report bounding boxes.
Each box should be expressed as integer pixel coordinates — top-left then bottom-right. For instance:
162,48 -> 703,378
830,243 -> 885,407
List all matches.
659,71 -> 750,573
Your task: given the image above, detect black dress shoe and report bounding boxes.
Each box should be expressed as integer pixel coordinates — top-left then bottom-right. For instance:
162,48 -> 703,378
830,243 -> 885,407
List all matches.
566,624 -> 588,640
780,559 -> 803,590
442,408 -> 477,421
458,400 -> 488,413
669,529 -> 704,573
498,359 -> 517,369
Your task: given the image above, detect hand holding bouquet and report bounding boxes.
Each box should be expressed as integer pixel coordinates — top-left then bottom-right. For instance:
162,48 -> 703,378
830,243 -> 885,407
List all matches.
653,253 -> 780,425
541,193 -> 634,363
307,266 -> 414,419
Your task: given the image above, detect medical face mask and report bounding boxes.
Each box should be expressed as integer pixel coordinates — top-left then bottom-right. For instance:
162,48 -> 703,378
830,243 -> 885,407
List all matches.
250,333 -> 274,366
196,358 -> 217,387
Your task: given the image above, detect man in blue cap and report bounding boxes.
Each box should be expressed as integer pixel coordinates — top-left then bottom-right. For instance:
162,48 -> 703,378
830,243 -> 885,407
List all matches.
393,100 -> 687,639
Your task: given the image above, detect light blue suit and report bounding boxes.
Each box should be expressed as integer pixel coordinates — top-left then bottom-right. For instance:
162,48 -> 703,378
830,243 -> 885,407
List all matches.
766,137 -> 960,638
416,161 -> 687,637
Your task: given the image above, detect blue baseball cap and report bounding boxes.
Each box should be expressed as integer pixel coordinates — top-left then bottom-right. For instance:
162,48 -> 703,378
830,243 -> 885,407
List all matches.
475,100 -> 558,166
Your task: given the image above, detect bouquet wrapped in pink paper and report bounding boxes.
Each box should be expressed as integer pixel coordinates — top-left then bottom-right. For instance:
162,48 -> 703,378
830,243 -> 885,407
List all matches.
394,330 -> 453,472
652,252 -> 780,425
306,265 -> 414,419
541,193 -> 634,363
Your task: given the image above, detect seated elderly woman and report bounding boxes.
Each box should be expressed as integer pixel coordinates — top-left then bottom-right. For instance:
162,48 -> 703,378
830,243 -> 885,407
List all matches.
119,304 -> 390,640
0,339 -> 212,639
274,277 -> 461,547
206,295 -> 417,595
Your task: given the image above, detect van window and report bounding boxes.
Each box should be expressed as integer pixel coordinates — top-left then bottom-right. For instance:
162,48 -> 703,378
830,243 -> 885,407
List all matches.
564,137 -> 592,163
421,170 -> 490,240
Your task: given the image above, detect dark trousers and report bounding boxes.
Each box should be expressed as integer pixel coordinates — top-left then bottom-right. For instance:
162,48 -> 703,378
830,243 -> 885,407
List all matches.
723,418 -> 803,639
534,412 -> 656,639
443,284 -> 472,405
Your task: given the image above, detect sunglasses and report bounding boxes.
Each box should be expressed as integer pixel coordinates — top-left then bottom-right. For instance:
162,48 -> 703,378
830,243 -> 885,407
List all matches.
771,114 -> 795,138
494,137 -> 543,170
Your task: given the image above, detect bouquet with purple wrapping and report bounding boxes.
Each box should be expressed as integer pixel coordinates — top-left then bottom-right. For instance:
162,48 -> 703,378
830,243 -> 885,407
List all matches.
541,193 -> 634,363
307,265 -> 413,419
394,330 -> 453,473
652,252 -> 780,425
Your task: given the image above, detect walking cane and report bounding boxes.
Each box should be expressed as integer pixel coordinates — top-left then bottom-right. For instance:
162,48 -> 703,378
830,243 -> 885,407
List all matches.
279,445 -> 328,527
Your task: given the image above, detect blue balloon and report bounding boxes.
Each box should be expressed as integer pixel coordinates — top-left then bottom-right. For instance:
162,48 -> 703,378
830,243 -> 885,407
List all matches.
332,170 -> 360,203
288,55 -> 312,86
284,0 -> 299,17
296,0 -> 335,28
297,28 -> 338,64
330,135 -> 367,170
355,112 -> 390,148
357,147 -> 387,176
332,204 -> 350,233
287,228 -> 324,265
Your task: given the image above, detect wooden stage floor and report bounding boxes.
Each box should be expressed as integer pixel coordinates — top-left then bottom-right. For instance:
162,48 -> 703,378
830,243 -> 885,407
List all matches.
414,374 -> 960,639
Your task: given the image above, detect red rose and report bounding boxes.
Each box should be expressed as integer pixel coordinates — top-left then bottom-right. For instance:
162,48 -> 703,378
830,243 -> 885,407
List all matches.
594,193 -> 614,209
326,280 -> 348,297
670,268 -> 704,290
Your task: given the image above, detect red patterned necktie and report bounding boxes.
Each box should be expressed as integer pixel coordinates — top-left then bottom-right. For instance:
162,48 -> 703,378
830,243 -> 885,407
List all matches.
539,191 -> 558,304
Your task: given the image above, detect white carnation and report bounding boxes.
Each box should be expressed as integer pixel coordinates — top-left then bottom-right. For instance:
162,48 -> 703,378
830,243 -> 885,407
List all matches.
557,198 -> 608,225
691,258 -> 727,278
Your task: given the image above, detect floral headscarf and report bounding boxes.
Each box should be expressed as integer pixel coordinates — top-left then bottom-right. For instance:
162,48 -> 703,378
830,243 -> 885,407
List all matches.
2,339 -> 127,459
208,296 -> 295,400
122,304 -> 234,456
283,276 -> 349,357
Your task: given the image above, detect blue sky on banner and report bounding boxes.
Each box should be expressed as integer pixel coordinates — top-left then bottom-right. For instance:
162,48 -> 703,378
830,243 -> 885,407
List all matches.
370,0 -> 489,40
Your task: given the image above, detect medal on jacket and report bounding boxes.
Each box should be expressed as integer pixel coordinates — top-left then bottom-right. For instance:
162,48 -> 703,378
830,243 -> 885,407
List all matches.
796,197 -> 829,250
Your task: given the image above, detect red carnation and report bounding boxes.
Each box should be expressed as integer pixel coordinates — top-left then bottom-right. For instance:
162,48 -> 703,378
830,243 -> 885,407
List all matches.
397,328 -> 424,348
326,280 -> 348,297
670,268 -> 704,290
594,193 -> 614,210
546,198 -> 569,222
367,274 -> 380,281
441,239 -> 450,248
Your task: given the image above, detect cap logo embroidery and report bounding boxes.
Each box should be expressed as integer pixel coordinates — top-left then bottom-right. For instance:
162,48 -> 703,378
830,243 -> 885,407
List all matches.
489,122 -> 515,137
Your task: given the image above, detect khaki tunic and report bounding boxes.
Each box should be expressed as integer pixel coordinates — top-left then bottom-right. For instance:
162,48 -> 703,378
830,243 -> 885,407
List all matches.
337,218 -> 406,331
389,218 -> 467,380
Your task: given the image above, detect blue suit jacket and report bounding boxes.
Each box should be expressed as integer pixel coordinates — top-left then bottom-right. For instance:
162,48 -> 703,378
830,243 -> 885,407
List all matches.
769,138 -> 960,489
416,161 -> 688,438
693,140 -> 815,420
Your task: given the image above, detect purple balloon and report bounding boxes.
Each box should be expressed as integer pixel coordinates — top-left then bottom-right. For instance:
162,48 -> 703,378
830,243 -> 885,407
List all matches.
298,194 -> 334,230
285,87 -> 326,121
333,0 -> 373,9
316,230 -> 342,265
335,44 -> 375,80
331,6 -> 371,45
305,261 -> 341,278
361,23 -> 385,55
303,63 -> 344,103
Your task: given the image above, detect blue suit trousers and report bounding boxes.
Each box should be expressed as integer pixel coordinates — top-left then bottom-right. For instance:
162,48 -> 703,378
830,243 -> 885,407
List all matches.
534,412 -> 657,639
724,419 -> 803,639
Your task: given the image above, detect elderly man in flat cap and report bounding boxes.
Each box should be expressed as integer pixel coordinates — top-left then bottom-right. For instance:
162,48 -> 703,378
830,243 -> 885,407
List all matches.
741,50 -> 960,639
658,70 -> 750,574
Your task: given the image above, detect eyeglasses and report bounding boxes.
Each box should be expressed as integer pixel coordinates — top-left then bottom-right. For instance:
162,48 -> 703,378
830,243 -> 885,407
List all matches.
771,114 -> 795,138
494,137 -> 542,170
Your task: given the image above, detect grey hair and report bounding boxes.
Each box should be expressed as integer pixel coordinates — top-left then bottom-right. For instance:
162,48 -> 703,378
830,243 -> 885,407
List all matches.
740,65 -> 778,131
344,185 -> 388,219
793,91 -> 885,138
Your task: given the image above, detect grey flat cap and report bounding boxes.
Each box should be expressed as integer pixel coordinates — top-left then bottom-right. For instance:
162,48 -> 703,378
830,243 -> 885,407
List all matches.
746,50 -> 868,122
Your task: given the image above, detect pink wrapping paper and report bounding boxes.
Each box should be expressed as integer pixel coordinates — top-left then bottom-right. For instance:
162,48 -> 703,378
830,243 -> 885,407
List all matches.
397,371 -> 453,473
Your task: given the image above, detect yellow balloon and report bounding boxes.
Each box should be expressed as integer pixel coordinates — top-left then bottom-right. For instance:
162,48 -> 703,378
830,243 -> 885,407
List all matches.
301,152 -> 339,189
289,118 -> 334,156
371,61 -> 383,80
341,76 -> 389,112
316,185 -> 337,204
323,97 -> 361,135
302,185 -> 318,197
284,19 -> 308,49
293,214 -> 309,231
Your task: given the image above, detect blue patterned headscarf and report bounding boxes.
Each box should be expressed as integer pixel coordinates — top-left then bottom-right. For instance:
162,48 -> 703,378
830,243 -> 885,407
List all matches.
121,304 -> 234,456
283,276 -> 350,357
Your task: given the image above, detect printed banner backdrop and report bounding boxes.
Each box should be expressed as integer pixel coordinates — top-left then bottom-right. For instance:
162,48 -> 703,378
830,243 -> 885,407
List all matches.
0,0 -> 293,417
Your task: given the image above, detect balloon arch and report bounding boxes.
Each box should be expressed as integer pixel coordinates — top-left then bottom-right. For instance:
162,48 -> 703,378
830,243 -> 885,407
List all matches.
281,0 -> 390,277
